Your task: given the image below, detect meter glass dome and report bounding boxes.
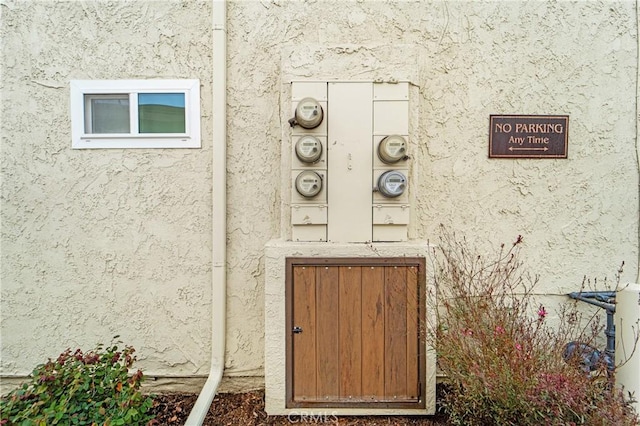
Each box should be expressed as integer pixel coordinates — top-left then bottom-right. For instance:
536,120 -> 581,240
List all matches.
377,170 -> 407,198
295,97 -> 323,129
295,170 -> 322,198
295,136 -> 322,163
378,135 -> 407,164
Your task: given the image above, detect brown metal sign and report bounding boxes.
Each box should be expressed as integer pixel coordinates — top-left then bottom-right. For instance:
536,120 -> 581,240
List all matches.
489,115 -> 569,158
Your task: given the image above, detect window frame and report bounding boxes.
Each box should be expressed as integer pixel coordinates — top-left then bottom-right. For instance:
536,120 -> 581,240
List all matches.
70,79 -> 201,149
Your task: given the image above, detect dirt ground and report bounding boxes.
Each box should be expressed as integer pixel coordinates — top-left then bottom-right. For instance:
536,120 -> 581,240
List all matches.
149,390 -> 449,425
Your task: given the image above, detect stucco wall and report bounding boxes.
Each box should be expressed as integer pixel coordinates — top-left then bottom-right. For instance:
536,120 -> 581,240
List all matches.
229,0 -> 639,388
1,0 -> 214,384
1,0 -> 639,393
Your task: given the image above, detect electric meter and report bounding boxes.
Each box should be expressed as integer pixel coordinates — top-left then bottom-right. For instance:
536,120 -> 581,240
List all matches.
378,135 -> 407,164
295,170 -> 323,198
377,170 -> 407,198
295,136 -> 322,163
294,97 -> 323,129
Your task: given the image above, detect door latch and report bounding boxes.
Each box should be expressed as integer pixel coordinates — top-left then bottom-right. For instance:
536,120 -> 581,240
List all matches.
292,326 -> 303,334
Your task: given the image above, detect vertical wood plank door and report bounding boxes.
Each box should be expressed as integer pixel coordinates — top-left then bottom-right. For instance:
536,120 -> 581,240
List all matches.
287,258 -> 425,409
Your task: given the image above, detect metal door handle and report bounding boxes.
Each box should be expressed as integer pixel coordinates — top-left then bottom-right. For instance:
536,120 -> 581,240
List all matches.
292,326 -> 303,334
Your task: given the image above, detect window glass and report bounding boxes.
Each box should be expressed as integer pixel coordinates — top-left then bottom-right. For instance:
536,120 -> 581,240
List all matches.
71,79 -> 200,148
138,93 -> 186,133
85,95 -> 130,134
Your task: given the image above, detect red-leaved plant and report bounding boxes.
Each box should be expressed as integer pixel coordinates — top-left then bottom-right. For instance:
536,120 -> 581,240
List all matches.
0,338 -> 154,426
430,227 -> 638,425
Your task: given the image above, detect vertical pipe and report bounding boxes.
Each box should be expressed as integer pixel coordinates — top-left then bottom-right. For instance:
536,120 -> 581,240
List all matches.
605,310 -> 616,362
615,284 -> 640,415
185,0 -> 227,424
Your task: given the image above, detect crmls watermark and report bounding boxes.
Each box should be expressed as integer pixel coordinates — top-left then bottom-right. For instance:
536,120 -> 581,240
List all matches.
287,411 -> 339,424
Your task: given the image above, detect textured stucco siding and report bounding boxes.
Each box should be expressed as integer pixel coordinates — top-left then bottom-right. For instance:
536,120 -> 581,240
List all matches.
230,0 -> 639,388
1,0 -> 214,381
1,0 -> 639,394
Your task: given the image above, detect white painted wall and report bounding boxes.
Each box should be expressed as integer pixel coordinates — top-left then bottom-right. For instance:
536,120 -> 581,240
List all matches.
1,0 -> 638,393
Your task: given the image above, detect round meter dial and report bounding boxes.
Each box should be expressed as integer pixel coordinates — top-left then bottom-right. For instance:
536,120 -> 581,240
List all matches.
295,170 -> 323,198
295,136 -> 322,163
377,170 -> 407,198
295,97 -> 324,129
378,135 -> 407,164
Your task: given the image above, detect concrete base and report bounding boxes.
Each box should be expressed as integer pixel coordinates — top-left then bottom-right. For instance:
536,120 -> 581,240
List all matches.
264,239 -> 437,416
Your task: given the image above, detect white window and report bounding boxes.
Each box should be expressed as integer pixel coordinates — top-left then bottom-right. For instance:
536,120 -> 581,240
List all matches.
70,79 -> 201,149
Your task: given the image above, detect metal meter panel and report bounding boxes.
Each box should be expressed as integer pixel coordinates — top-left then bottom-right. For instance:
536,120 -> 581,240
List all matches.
327,82 -> 373,243
291,82 -> 327,136
291,170 -> 327,204
373,224 -> 408,242
373,81 -> 409,101
378,134 -> 408,164
290,102 -> 327,136
294,135 -> 323,164
287,81 -> 412,243
376,170 -> 407,198
293,97 -> 324,129
291,225 -> 327,242
373,101 -> 409,136
294,170 -> 324,199
373,135 -> 409,168
372,204 -> 409,224
372,203 -> 410,241
290,100 -> 328,136
372,82 -> 410,242
290,82 -> 328,242
292,82 -> 327,102
291,204 -> 328,241
292,136 -> 327,169
291,204 -> 327,225
373,169 -> 409,203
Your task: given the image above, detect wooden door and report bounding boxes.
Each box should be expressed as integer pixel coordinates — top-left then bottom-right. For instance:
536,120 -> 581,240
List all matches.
286,258 -> 425,409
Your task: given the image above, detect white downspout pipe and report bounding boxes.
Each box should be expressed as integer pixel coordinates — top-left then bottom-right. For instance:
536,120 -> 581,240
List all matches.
185,0 -> 227,424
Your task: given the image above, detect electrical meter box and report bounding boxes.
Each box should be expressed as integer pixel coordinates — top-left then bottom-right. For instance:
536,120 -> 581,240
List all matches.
289,81 -> 410,242
290,82 -> 328,242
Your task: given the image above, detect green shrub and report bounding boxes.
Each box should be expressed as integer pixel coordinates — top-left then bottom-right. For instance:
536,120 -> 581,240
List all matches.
0,339 -> 154,426
431,229 -> 638,426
